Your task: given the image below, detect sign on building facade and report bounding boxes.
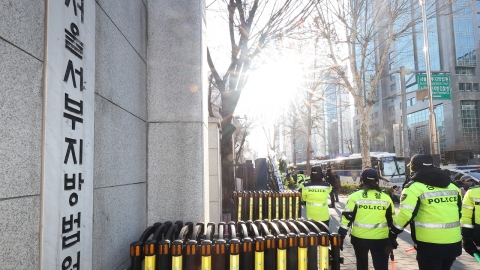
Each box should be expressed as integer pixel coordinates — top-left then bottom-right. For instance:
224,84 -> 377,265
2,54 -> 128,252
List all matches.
41,0 -> 95,268
416,74 -> 451,99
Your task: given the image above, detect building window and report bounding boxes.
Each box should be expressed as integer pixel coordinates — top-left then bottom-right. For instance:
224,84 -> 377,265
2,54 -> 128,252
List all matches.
461,100 -> 480,149
389,62 -> 395,70
390,74 -> 395,81
455,67 -> 475,76
459,82 -> 480,92
389,52 -> 394,59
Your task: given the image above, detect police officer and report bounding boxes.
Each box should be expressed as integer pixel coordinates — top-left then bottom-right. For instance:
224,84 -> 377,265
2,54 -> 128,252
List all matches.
461,179 -> 480,257
390,154 -> 462,270
338,168 -> 395,270
302,166 -> 332,226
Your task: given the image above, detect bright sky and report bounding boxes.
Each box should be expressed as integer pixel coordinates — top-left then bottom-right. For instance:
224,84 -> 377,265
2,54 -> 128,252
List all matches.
235,55 -> 304,158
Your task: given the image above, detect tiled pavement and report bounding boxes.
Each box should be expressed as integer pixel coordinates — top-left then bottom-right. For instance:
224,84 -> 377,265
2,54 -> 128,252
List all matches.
301,195 -> 479,269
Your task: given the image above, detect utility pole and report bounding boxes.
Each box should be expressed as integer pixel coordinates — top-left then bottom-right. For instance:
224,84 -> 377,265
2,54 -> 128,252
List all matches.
419,0 -> 440,160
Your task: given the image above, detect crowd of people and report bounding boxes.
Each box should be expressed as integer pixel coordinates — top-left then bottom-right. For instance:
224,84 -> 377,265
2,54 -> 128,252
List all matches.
300,154 -> 480,270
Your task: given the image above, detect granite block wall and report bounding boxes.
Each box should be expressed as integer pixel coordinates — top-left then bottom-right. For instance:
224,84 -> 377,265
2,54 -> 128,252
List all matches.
94,0 -> 148,268
0,0 -> 44,267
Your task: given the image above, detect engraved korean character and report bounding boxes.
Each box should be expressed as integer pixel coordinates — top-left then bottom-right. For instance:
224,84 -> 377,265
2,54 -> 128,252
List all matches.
64,94 -> 83,130
64,173 -> 84,191
62,230 -> 81,249
64,138 -> 83,165
65,23 -> 83,59
62,212 -> 81,234
65,0 -> 84,23
64,60 -> 84,91
62,251 -> 81,270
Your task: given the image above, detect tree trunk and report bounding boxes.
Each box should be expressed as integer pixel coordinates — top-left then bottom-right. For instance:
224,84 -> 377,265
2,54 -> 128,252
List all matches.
221,120 -> 236,214
359,106 -> 372,167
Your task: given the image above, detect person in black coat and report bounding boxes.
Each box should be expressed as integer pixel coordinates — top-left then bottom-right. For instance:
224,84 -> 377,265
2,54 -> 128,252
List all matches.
325,166 -> 339,207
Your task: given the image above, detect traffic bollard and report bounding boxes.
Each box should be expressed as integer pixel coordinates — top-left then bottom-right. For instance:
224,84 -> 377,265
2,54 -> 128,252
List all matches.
277,234 -> 287,270
306,232 -> 318,270
184,240 -> 198,270
143,240 -> 156,270
330,233 -> 342,270
286,232 -> 298,270
201,240 -> 212,270
254,236 -> 265,270
297,233 -> 308,270
229,238 -> 240,270
129,241 -> 143,270
258,192 -> 263,220
264,234 -> 276,269
319,232 -> 329,270
212,239 -> 226,270
171,240 -> 183,270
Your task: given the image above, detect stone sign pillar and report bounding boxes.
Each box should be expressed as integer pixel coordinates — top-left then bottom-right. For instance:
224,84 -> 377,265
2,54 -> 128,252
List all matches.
41,0 -> 95,268
147,0 -> 209,224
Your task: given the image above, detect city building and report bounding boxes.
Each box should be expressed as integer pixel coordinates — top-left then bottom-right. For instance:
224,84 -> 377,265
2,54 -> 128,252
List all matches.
354,0 -> 480,163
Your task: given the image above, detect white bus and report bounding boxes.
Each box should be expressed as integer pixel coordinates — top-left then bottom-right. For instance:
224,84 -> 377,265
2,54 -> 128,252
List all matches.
295,152 -> 406,187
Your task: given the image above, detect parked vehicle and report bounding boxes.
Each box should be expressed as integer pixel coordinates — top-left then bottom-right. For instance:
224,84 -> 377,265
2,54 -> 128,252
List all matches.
448,167 -> 480,182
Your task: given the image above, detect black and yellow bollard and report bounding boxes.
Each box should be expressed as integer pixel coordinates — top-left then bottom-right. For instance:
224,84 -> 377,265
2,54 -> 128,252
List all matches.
233,191 -> 239,222
254,236 -> 265,270
184,240 -> 198,270
288,192 -> 293,220
330,233 -> 342,270
249,191 -> 255,221
281,193 -> 287,220
143,240 -> 156,270
264,234 -> 276,269
258,192 -> 263,220
171,240 -> 183,270
237,192 -> 243,221
229,238 -> 241,270
286,233 -> 298,270
241,237 -> 254,270
318,232 -> 329,270
157,240 -> 171,270
212,239 -> 226,270
306,232 -> 318,270
268,192 -> 273,220
129,241 -> 143,270
275,193 -> 280,220
277,234 -> 287,270
201,240 -> 212,270
297,233 -> 308,270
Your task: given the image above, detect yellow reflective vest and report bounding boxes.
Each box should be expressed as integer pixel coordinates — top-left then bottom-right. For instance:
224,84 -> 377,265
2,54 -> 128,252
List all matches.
461,186 -> 480,233
340,189 -> 395,239
297,174 -> 306,189
302,182 -> 332,221
393,182 -> 462,244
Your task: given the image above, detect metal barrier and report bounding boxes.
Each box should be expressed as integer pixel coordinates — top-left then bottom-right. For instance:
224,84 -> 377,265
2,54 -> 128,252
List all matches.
233,190 -> 302,222
128,218 -> 343,270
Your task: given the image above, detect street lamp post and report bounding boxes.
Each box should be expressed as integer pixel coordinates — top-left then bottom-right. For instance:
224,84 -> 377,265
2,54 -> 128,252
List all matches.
419,0 -> 440,157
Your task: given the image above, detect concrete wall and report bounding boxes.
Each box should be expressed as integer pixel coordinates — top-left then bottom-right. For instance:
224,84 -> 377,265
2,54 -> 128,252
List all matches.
0,0 -> 44,268
93,0 -> 148,268
147,0 -> 209,225
209,117 -> 222,224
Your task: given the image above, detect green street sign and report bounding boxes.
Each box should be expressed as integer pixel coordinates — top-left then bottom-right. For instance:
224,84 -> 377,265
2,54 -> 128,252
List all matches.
416,74 -> 451,99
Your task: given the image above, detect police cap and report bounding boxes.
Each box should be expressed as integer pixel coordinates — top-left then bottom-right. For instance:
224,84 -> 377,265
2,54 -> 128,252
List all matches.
407,154 -> 434,171
361,168 -> 378,182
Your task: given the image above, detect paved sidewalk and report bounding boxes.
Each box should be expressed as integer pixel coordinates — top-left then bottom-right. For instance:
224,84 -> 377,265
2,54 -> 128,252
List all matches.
302,195 -> 478,270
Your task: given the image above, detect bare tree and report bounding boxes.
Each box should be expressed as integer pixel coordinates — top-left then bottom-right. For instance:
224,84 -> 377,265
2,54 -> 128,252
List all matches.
312,0 -> 456,167
207,0 -> 316,213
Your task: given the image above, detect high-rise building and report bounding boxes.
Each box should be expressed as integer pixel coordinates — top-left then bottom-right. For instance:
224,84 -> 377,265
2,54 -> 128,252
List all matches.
354,0 -> 480,163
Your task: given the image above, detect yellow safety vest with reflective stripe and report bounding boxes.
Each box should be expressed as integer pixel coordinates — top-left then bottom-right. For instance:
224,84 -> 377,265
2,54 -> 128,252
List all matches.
461,186 -> 480,229
302,184 -> 332,221
393,182 -> 461,244
297,174 -> 306,189
341,189 -> 394,239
